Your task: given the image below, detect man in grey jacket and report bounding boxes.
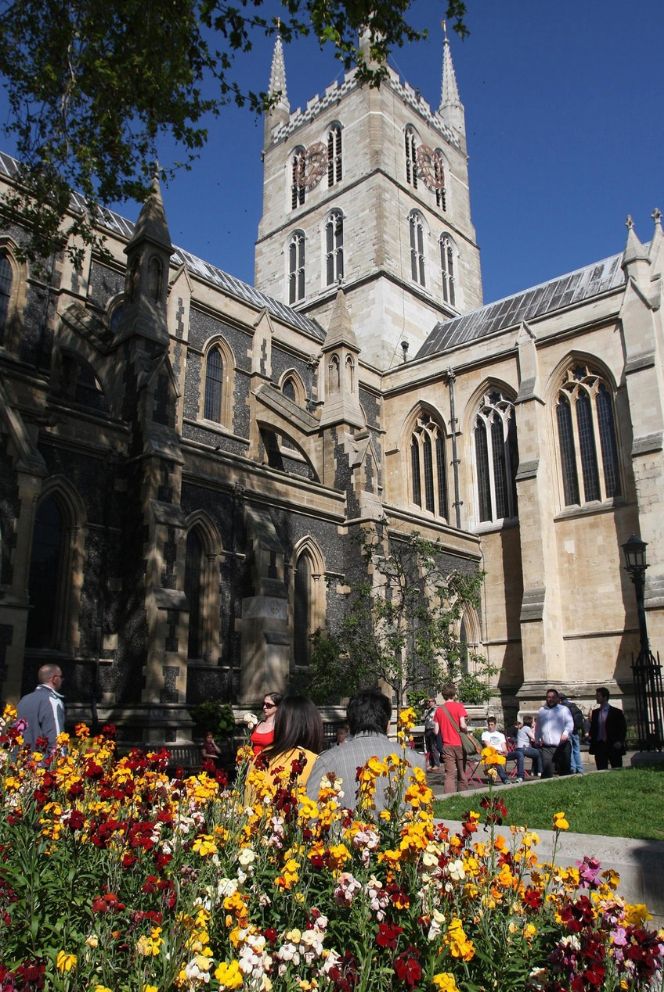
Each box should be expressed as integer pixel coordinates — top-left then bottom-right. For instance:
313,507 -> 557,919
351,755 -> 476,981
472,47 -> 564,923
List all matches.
17,664 -> 65,751
306,689 -> 425,812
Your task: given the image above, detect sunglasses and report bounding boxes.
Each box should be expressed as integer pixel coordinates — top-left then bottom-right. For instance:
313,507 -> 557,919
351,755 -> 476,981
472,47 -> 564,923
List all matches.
263,702 -> 276,710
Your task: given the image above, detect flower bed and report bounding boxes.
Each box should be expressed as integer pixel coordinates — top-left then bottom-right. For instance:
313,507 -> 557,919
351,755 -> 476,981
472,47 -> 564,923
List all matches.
0,705 -> 662,992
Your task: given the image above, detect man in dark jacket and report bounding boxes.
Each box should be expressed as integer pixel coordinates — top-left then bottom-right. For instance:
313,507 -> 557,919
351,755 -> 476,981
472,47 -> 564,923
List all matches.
17,664 -> 65,751
589,687 -> 627,770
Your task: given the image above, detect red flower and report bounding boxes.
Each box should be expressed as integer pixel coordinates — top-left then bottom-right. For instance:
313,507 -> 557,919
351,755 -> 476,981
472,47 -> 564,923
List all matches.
264,928 -> 278,944
66,809 -> 85,831
376,922 -> 403,949
393,949 -> 422,988
523,886 -> 543,910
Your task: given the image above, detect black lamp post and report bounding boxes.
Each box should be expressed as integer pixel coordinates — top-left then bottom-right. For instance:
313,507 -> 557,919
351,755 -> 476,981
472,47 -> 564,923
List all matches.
622,534 -> 664,751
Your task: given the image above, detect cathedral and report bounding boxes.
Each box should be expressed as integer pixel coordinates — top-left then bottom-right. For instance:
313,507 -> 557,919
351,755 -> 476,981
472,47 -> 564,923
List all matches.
0,28 -> 662,740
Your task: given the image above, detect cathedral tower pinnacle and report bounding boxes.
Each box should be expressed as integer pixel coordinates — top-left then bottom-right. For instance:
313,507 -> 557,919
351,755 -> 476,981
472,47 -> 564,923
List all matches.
439,22 -> 465,139
264,29 -> 290,145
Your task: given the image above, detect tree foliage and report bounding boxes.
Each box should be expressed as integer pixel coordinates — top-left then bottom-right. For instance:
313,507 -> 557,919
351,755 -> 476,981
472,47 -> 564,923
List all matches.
307,532 -> 493,716
0,0 -> 468,266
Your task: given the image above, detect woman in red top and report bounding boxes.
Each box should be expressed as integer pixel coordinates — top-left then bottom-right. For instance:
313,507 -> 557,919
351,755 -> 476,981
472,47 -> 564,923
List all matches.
435,683 -> 469,794
250,692 -> 283,755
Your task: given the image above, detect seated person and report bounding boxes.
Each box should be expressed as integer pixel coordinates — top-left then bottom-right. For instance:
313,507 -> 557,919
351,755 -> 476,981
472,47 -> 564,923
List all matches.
480,717 -> 518,783
514,715 -> 543,778
246,695 -> 323,804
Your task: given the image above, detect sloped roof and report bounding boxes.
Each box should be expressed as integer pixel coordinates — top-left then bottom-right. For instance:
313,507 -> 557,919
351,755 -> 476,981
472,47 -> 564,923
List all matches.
0,151 -> 325,342
416,252 -> 625,359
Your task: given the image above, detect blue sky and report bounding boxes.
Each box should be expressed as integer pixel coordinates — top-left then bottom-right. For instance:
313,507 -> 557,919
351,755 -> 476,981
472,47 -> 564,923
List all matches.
2,1 -> 663,305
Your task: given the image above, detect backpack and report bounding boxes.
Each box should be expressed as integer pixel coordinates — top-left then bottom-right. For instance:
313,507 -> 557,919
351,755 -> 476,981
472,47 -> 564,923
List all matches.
424,708 -> 437,732
564,700 -> 584,733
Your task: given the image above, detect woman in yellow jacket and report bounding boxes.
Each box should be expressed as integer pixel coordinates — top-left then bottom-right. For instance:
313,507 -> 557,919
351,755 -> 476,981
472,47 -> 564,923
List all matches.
245,695 -> 324,805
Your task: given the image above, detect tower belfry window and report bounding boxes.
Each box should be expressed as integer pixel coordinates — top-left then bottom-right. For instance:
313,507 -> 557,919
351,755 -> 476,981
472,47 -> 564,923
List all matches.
434,154 -> 447,211
405,127 -> 418,188
291,148 -> 306,208
327,124 -> 342,186
325,210 -> 344,286
288,231 -> 306,304
409,213 -> 425,286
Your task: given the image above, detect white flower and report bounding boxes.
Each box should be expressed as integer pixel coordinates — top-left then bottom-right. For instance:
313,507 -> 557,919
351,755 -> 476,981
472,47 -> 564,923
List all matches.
447,858 -> 466,881
216,877 -> 238,898
243,712 -> 259,729
238,846 -> 256,867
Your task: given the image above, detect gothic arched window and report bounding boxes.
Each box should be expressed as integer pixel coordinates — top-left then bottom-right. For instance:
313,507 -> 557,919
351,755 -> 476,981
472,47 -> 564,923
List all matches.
327,123 -> 342,186
409,212 -> 426,286
291,147 -> 306,208
292,541 -> 325,671
410,411 -> 448,519
474,390 -> 519,523
185,527 -> 204,659
440,233 -> 456,307
556,364 -> 621,506
294,552 -> 313,669
282,377 -> 296,402
325,210 -> 344,286
288,230 -> 306,304
0,254 -> 13,335
26,495 -> 65,650
184,516 -> 221,664
405,126 -> 418,188
204,347 -> 223,422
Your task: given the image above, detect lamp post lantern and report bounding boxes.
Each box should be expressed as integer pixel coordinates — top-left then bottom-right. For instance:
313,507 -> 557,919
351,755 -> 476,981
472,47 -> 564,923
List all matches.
621,535 -> 664,751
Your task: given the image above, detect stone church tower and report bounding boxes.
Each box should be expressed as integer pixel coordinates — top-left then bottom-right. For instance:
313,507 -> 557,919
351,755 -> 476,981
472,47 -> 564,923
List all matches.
255,26 -> 483,370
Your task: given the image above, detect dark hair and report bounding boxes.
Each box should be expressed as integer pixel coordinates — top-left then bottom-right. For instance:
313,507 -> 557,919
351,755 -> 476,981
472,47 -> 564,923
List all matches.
441,683 -> 457,700
346,689 -> 391,736
264,695 -> 323,758
596,687 -> 610,702
263,691 -> 284,708
545,688 -> 559,698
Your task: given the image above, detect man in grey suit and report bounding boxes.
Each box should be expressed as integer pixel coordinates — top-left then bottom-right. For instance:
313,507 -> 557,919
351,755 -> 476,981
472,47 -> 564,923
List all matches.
17,663 -> 65,752
306,689 -> 425,812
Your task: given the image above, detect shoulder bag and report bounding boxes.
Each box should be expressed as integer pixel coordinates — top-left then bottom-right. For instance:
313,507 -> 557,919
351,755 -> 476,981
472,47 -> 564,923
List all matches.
440,704 -> 481,757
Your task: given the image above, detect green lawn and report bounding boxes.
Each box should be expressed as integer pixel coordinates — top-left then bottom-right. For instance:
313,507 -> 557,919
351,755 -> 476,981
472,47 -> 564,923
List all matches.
432,768 -> 664,841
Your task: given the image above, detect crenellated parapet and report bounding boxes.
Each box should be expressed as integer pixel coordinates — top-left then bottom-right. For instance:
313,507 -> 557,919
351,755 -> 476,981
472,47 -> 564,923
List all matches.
271,66 -> 460,148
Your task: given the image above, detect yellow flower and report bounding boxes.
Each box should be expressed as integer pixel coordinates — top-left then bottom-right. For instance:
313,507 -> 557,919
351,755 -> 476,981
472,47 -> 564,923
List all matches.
523,923 -> 537,941
624,902 -> 653,926
192,833 -> 218,857
214,960 -> 244,989
93,986 -> 113,992
398,707 -> 417,730
432,974 -> 459,992
552,811 -> 569,831
481,745 -> 506,767
55,951 -> 77,973
143,986 -> 159,992
444,917 -> 475,962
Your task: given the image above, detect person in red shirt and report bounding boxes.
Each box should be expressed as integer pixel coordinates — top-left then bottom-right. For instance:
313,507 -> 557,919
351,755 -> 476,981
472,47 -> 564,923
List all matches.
435,683 -> 469,793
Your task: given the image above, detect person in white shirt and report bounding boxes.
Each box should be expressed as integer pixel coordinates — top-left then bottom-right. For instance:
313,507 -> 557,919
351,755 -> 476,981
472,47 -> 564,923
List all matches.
480,717 -> 513,783
514,715 -> 543,778
534,688 -> 574,778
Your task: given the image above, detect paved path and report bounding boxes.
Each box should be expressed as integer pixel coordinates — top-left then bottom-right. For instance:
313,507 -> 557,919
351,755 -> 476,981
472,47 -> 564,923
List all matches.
427,755 -> 664,927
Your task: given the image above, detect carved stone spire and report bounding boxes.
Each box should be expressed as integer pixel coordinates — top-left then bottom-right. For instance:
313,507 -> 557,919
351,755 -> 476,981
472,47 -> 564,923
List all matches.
264,29 -> 290,146
116,170 -> 173,345
439,21 -> 465,138
268,30 -> 289,111
649,207 -> 662,265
